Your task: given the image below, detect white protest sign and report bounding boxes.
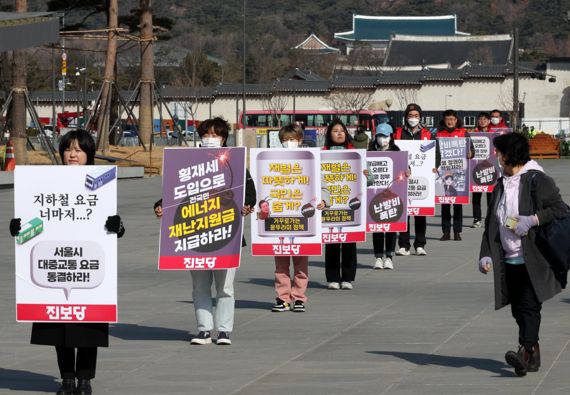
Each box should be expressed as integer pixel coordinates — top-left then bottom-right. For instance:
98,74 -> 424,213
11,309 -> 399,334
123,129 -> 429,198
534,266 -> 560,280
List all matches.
15,166 -> 117,323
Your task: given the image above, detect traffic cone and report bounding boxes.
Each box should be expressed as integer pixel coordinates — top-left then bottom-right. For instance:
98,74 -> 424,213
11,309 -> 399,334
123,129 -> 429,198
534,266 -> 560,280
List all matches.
4,139 -> 15,171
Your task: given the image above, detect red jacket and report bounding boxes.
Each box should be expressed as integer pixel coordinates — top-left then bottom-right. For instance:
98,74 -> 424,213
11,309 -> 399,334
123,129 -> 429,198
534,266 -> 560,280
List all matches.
436,127 -> 467,138
394,127 -> 432,141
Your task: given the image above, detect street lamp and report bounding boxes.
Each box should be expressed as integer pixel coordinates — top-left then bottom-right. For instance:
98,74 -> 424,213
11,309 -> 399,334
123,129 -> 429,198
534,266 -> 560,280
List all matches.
444,94 -> 453,109
75,67 -> 86,127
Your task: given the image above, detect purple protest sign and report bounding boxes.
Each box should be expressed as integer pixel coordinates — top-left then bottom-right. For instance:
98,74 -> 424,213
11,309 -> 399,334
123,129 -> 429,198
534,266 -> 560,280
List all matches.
159,147 -> 246,270
436,138 -> 470,205
366,151 -> 409,233
469,130 -> 510,193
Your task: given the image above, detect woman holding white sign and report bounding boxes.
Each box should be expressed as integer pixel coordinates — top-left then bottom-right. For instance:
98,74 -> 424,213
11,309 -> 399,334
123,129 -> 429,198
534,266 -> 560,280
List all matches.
10,130 -> 125,395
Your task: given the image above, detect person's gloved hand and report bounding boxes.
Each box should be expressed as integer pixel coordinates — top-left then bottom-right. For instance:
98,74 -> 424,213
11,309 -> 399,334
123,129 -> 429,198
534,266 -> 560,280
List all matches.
514,215 -> 538,237
479,256 -> 493,274
9,218 -> 21,237
105,215 -> 125,238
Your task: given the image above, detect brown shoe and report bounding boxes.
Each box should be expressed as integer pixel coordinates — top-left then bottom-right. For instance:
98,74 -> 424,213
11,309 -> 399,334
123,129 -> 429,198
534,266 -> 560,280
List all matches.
440,233 -> 451,241
454,233 -> 462,241
527,343 -> 541,372
505,345 -> 529,377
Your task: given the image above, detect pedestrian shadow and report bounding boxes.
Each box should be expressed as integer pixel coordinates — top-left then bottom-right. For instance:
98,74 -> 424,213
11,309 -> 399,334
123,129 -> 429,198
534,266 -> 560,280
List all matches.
367,351 -> 512,377
109,323 -> 189,341
0,368 -> 59,392
308,260 -> 370,270
241,277 -> 328,289
561,298 -> 570,304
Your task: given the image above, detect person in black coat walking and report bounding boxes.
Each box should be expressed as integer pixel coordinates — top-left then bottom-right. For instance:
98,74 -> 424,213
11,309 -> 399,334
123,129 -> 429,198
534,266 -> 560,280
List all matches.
479,133 -> 567,377
9,130 -> 125,395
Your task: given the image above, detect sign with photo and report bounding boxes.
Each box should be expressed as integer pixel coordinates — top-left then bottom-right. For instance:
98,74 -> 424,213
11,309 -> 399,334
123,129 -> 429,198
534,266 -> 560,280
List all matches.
321,149 -> 367,243
436,138 -> 470,204
366,151 -> 409,232
250,148 -> 322,256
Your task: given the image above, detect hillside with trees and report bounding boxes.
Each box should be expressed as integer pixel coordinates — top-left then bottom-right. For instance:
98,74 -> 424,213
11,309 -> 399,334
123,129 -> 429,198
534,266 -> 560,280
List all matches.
2,0 -> 570,90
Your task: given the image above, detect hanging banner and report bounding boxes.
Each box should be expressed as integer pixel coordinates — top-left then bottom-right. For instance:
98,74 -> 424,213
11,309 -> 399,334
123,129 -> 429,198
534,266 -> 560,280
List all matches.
396,140 -> 436,216
469,130 -> 510,193
321,149 -> 367,243
250,148 -> 322,256
159,147 -> 245,270
15,166 -> 117,323
366,151 -> 409,232
436,137 -> 470,204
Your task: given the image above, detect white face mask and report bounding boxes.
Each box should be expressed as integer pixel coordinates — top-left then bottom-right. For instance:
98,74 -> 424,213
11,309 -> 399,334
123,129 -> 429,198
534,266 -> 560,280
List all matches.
490,117 -> 500,125
407,118 -> 420,128
376,135 -> 390,148
201,137 -> 222,148
282,140 -> 299,149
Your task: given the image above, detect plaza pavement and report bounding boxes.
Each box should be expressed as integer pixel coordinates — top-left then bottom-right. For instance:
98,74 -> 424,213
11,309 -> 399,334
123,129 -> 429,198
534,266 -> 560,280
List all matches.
1,159 -> 569,395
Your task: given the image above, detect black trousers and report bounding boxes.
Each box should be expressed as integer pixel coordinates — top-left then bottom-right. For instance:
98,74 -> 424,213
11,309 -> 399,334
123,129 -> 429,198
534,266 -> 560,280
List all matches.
372,232 -> 397,258
325,243 -> 357,282
398,216 -> 427,249
441,204 -> 463,234
56,346 -> 98,380
472,192 -> 492,222
506,264 -> 542,350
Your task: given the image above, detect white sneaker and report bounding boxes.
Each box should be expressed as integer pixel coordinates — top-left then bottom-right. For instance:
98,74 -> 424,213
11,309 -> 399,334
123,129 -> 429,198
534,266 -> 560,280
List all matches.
415,247 -> 427,256
328,282 -> 340,290
340,281 -> 353,290
396,247 -> 410,256
383,257 -> 394,270
373,257 -> 384,269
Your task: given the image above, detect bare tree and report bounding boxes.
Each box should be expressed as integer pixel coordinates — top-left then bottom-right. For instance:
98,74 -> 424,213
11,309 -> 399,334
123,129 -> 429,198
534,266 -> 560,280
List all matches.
393,88 -> 418,110
261,89 -> 289,127
138,0 -> 154,147
326,88 -> 374,115
95,0 -> 118,153
10,0 -> 28,164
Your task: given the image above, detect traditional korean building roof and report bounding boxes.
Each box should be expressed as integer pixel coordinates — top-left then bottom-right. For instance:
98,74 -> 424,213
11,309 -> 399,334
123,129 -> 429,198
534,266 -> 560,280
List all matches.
334,14 -> 467,43
384,34 -> 512,67
293,33 -> 339,53
283,68 -> 327,81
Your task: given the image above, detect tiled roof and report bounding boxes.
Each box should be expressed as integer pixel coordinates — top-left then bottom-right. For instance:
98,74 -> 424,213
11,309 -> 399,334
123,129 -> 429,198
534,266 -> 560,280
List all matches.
293,33 -> 339,53
284,68 -> 327,81
27,61 -> 551,103
335,15 -> 464,42
384,34 -> 512,67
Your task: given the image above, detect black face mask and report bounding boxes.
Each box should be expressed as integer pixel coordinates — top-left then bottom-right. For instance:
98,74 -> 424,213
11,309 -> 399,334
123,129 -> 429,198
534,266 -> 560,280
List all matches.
442,124 -> 456,132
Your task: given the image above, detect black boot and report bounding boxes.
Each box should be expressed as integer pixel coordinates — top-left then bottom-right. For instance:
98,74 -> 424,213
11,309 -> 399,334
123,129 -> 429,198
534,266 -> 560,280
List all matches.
527,343 -> 541,372
74,379 -> 92,395
56,379 -> 75,395
505,345 -> 529,377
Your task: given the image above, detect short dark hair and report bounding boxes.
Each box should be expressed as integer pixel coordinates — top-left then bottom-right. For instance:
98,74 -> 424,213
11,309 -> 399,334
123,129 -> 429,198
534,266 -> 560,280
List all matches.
58,129 -> 96,165
324,118 -> 351,148
490,109 -> 502,116
493,133 -> 530,166
198,117 -> 230,145
444,174 -> 454,180
278,124 -> 304,142
443,109 -> 458,118
477,112 -> 491,120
